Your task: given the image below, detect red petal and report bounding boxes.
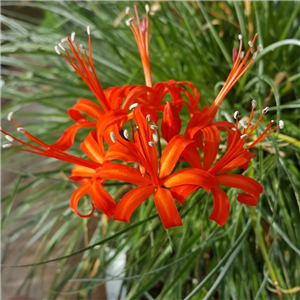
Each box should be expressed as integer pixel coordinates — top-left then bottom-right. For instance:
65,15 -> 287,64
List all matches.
105,143 -> 140,164
80,131 -> 105,164
51,121 -> 95,151
99,163 -> 152,186
209,186 -> 230,227
171,184 -> 199,205
216,151 -> 255,175
70,165 -> 95,178
159,135 -> 194,179
113,186 -> 156,223
68,99 -> 105,122
161,102 -> 182,142
182,141 -> 203,169
202,125 -> 220,170
163,168 -> 217,192
217,174 -> 263,206
70,183 -> 95,218
153,187 -> 182,229
89,181 -> 116,219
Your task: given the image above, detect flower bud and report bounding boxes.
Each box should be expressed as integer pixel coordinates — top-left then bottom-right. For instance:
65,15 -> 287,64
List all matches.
161,102 -> 181,142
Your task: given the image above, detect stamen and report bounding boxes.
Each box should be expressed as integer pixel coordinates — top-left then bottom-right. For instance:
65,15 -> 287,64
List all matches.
136,126 -> 139,129
5,135 -> 14,142
126,7 -> 130,14
258,44 -> 263,51
124,129 -> 129,139
262,107 -> 269,114
17,127 -> 26,133
126,18 -> 133,27
129,103 -> 139,110
58,43 -> 65,51
240,134 -> 247,139
61,37 -> 68,43
54,46 -> 61,55
238,34 -> 243,40
80,44 -> 86,50
148,141 -> 155,147
251,100 -> 257,108
240,51 -> 244,59
7,112 -> 14,121
87,26 -> 91,35
248,41 -> 253,47
150,125 -> 158,130
2,143 -> 12,148
279,120 -> 284,129
234,111 -> 239,120
145,4 -> 150,13
146,114 -> 151,122
71,32 -> 76,42
252,52 -> 257,59
110,132 -> 116,143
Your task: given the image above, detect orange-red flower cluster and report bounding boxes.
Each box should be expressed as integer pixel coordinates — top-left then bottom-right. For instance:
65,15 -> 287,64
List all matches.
2,6 -> 284,229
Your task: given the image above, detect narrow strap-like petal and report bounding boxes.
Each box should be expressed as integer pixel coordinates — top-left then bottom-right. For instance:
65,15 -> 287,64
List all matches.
99,163 -> 152,186
70,165 -> 95,178
217,174 -> 263,206
161,102 -> 181,142
153,187 -> 182,229
163,168 -> 217,192
171,184 -> 199,205
89,181 -> 116,219
80,131 -> 105,164
159,135 -> 194,179
209,185 -> 230,227
68,98 -> 105,122
105,143 -> 140,164
51,121 -> 95,151
70,183 -> 95,218
202,125 -> 220,170
113,186 -> 156,223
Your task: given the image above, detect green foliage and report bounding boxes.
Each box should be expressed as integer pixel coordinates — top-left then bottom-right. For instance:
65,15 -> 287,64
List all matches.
1,1 -> 300,299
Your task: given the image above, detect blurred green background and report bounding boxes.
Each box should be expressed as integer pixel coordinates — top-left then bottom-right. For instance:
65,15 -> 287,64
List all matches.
1,1 -> 300,300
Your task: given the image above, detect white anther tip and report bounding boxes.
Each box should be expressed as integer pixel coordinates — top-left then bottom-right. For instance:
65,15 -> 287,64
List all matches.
7,112 -> 14,121
124,129 -> 129,139
238,34 -> 242,40
148,141 -> 155,147
126,7 -> 130,14
80,44 -> 86,50
71,32 -> 76,42
279,120 -> 284,129
58,43 -> 65,51
258,44 -> 263,51
240,51 -> 245,59
145,4 -> 150,12
129,103 -> 139,110
262,107 -> 269,114
248,41 -> 253,47
17,127 -> 26,133
150,125 -> 158,130
87,26 -> 91,35
61,37 -> 68,43
234,111 -> 239,120
5,135 -> 14,142
146,114 -> 151,122
110,132 -> 116,143
54,45 -> 61,55
240,134 -> 248,139
126,18 -> 133,27
2,143 -> 12,148
252,52 -> 257,59
251,100 -> 257,108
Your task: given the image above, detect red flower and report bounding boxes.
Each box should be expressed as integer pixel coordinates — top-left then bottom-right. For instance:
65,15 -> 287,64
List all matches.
51,7 -> 199,152
180,102 -> 284,227
98,106 -> 217,229
1,116 -> 116,219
